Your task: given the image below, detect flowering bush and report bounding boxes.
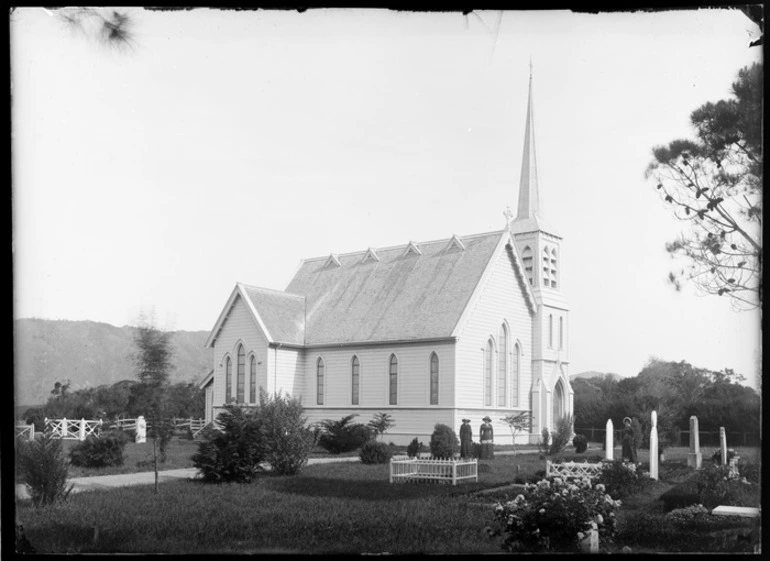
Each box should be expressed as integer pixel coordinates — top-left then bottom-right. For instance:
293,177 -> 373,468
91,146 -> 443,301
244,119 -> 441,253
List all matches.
595,460 -> 652,499
489,477 -> 621,552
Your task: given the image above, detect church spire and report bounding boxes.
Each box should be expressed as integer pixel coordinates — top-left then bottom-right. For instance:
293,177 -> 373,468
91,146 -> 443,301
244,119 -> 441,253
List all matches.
516,61 -> 541,221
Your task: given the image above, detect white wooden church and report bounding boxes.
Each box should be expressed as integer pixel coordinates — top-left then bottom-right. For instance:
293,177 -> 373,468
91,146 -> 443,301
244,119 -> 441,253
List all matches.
200,71 -> 573,445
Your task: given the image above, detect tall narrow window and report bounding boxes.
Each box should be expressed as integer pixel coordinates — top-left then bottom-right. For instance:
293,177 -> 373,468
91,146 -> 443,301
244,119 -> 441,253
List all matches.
389,355 -> 398,405
497,325 -> 508,407
559,317 -> 564,350
249,355 -> 257,403
484,338 -> 494,406
225,356 -> 232,402
511,342 -> 520,407
430,353 -> 439,405
522,246 -> 533,285
316,358 -> 325,405
351,356 -> 360,405
236,345 -> 245,403
543,247 -> 551,287
549,314 -> 553,348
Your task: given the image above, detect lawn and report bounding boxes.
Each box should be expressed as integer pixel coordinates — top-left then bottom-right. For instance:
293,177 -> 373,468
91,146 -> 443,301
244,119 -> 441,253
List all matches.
16,446 -> 761,553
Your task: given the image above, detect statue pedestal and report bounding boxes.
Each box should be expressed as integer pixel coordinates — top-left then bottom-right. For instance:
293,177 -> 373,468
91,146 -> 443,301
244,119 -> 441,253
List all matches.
687,452 -> 702,469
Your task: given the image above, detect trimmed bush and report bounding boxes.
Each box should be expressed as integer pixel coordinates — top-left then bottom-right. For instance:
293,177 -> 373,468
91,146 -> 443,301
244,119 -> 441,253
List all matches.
69,430 -> 130,468
359,440 -> 393,464
406,437 -> 423,458
191,405 -> 266,483
317,415 -> 372,454
573,434 -> 588,454
254,390 -> 315,475
429,423 -> 459,459
17,432 -> 74,507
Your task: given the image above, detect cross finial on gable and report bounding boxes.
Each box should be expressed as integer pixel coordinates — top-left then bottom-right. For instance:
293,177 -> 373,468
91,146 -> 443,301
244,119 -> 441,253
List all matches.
503,206 -> 514,223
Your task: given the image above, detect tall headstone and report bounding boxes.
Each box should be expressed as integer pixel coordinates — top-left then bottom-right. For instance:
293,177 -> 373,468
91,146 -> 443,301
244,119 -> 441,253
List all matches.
719,427 -> 727,465
605,419 -> 614,461
649,411 -> 659,480
687,415 -> 702,469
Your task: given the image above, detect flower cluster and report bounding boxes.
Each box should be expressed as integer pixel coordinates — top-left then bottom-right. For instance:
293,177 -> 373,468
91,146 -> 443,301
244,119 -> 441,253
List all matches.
665,504 -> 709,522
490,477 -> 621,552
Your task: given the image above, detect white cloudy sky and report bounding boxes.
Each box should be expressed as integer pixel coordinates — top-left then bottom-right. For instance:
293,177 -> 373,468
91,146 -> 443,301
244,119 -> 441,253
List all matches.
11,8 -> 762,389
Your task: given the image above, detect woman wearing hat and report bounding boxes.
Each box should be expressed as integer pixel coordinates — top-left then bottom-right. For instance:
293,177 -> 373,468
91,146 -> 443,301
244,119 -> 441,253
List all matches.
621,417 -> 638,464
479,416 -> 494,459
459,418 -> 473,458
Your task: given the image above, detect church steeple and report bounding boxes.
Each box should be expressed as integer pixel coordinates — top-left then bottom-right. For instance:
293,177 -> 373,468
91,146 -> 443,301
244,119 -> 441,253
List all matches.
516,61 -> 541,221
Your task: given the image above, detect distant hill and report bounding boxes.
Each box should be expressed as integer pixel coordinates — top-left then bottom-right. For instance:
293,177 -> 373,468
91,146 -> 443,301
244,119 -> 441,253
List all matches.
570,371 -> 623,382
14,318 -> 213,406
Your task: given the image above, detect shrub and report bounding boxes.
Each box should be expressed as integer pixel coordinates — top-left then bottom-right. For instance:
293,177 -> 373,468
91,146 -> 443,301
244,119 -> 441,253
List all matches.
538,428 -> 551,456
317,415 -> 372,454
429,423 -> 459,459
191,405 -> 266,483
254,390 -> 315,476
595,460 -> 652,499
489,477 -> 621,552
367,412 -> 396,441
736,459 -> 760,485
573,434 -> 588,454
359,440 -> 393,464
16,432 -> 74,507
69,430 -> 130,468
406,437 -> 423,458
549,414 -> 574,456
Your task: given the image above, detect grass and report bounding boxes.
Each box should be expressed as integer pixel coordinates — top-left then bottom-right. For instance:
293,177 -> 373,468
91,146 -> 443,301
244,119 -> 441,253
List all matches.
16,445 -> 762,553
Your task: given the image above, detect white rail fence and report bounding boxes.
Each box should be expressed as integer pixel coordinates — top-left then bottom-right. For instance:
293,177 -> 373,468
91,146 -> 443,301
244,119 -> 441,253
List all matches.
389,456 -> 478,485
36,417 -> 209,441
546,460 -> 605,481
15,424 -> 35,441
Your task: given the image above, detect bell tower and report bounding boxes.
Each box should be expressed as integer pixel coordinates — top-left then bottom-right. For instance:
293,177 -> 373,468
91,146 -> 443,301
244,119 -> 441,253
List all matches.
508,63 -> 573,435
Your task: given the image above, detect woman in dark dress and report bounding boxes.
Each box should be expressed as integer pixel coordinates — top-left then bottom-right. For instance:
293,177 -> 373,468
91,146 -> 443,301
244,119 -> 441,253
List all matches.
621,417 -> 638,463
479,416 -> 494,459
459,418 -> 473,459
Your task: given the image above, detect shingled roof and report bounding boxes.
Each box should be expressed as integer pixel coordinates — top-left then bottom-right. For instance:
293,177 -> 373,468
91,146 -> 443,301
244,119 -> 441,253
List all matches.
285,230 -> 507,345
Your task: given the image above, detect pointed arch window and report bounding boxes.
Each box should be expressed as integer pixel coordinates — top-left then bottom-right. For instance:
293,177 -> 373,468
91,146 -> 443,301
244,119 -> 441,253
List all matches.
389,355 -> 398,405
549,314 -> 554,349
316,357 -> 325,405
351,356 -> 360,405
249,355 -> 257,403
522,246 -> 533,285
484,338 -> 494,407
225,356 -> 232,402
497,325 -> 508,407
236,344 -> 245,403
430,352 -> 439,405
553,379 -> 565,424
511,342 -> 520,407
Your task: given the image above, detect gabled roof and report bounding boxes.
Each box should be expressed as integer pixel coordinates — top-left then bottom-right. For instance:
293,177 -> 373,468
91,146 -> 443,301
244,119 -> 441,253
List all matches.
286,231 -> 506,345
198,369 -> 214,389
205,283 -> 305,347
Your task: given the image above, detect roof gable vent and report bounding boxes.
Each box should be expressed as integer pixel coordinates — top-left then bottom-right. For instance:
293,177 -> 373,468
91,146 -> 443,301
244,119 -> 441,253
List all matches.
323,253 -> 341,268
446,234 -> 466,252
362,247 -> 380,263
404,241 -> 422,256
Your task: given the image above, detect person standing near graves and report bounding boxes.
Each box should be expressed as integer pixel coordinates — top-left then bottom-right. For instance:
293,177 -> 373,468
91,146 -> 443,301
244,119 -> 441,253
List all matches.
480,416 -> 494,459
621,417 -> 637,463
459,418 -> 473,458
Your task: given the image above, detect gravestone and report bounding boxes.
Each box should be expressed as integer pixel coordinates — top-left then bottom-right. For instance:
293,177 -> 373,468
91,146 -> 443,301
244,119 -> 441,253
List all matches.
687,415 -> 702,469
649,411 -> 658,480
719,427 -> 728,465
580,525 -> 599,553
605,419 -> 613,461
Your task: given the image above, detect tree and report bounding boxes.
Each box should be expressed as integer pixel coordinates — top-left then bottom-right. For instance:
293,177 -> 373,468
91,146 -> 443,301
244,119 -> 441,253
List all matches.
501,411 -> 531,454
132,321 -> 175,493
646,62 -> 762,311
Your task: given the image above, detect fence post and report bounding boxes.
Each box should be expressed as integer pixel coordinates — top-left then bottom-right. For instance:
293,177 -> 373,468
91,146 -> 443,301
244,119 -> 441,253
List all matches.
79,418 -> 86,441
61,417 -> 68,438
30,423 -> 35,441
389,458 -> 393,484
452,461 -> 457,486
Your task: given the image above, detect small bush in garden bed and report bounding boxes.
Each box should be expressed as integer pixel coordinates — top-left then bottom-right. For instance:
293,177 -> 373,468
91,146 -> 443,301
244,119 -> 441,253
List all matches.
488,476 -> 621,552
69,431 -> 130,468
595,460 -> 652,499
317,415 -> 372,454
359,441 -> 393,464
17,432 -> 74,507
735,459 -> 760,485
406,437 -> 423,458
429,424 -> 459,459
572,434 -> 588,454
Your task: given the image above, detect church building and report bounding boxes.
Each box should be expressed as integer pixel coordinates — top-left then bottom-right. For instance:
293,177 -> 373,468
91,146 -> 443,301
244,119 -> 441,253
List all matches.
201,70 -> 573,445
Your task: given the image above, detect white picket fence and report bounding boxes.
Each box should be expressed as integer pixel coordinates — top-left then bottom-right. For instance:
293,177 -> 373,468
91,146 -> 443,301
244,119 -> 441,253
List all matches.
389,456 -> 478,485
546,460 -> 605,481
15,424 -> 35,441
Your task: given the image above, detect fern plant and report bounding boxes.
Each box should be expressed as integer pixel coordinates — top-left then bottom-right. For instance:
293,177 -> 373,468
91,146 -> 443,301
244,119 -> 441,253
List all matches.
17,432 -> 74,507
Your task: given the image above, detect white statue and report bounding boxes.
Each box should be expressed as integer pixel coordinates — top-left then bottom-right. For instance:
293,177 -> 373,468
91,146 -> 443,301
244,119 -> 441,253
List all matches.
136,415 -> 147,443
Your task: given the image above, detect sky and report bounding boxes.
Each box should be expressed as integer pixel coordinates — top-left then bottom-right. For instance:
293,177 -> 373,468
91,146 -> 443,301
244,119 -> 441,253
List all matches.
11,8 -> 762,390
